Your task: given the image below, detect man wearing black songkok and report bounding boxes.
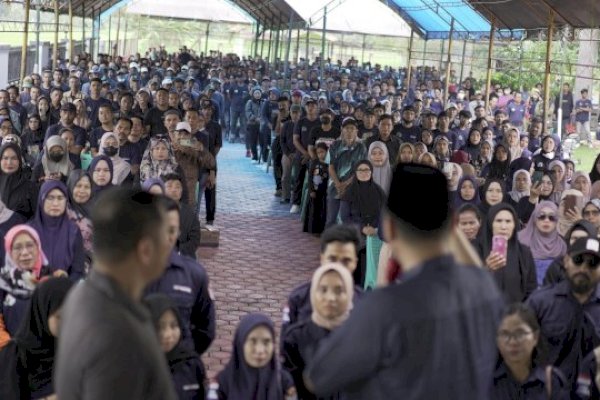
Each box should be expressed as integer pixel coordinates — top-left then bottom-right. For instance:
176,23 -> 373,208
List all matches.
305,163 -> 505,399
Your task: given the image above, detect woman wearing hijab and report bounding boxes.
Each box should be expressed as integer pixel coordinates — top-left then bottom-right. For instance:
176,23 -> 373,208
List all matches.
549,160 -> 568,194
418,152 -> 438,169
217,313 -> 296,400
445,162 -> 463,198
507,157 -> 532,188
589,153 -> 600,185
397,142 -> 415,165
0,143 -> 38,219
66,171 -> 93,276
571,171 -> 592,203
479,178 -> 506,216
282,263 -> 354,400
98,132 -> 131,186
543,220 -> 597,286
432,135 -> 451,168
507,169 -> 531,206
531,136 -> 558,172
517,201 -> 567,286
140,136 -> 187,200
20,114 -> 45,163
556,189 -> 586,238
480,143 -> 511,182
304,143 -> 329,235
516,172 -> 559,225
453,176 -> 480,209
144,293 -> 205,400
368,141 -> 392,195
461,128 -> 482,161
142,177 -> 166,195
28,180 -> 85,281
505,127 -> 523,161
341,160 -> 386,289
32,136 -> 74,184
0,277 -> 73,399
88,155 -> 114,198
474,139 -> 493,178
475,203 -> 537,303
0,225 -> 52,348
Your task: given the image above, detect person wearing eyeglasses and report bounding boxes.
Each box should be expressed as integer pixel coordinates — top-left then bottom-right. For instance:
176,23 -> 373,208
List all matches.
527,237 -> 600,392
491,303 -> 569,399
518,201 -> 567,287
582,199 -> 600,230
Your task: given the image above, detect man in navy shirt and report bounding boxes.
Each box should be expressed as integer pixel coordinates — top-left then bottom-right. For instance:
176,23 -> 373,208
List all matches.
85,77 -> 111,128
576,89 -> 593,146
306,164 -> 504,399
44,102 -> 87,153
527,237 -> 600,390
227,75 -> 248,143
506,92 -> 527,128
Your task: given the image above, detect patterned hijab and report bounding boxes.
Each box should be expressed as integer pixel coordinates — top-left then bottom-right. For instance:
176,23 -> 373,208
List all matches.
140,136 -> 179,183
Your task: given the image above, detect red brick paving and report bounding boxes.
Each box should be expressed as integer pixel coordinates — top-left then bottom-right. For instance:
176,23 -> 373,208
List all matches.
198,214 -> 320,378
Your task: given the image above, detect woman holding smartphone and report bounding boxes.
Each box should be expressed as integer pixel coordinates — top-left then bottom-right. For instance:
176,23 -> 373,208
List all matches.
475,203 -> 537,303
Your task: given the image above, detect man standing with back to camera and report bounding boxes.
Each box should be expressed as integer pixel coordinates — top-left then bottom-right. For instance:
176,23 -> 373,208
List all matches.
55,189 -> 176,399
305,163 -> 505,399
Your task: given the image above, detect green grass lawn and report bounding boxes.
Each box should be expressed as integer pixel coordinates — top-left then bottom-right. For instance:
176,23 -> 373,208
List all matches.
572,144 -> 599,172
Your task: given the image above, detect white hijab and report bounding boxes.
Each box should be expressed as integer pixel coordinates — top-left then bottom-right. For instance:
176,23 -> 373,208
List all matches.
99,132 -> 131,185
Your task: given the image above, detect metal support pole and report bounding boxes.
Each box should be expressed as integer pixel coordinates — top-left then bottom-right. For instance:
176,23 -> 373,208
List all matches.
81,2 -> 85,54
406,29 -> 414,91
108,13 -> 112,57
53,0 -> 59,69
123,17 -> 128,56
443,19 -> 455,107
320,5 -> 327,81
439,39 -> 445,72
20,0 -> 31,84
361,34 -> 366,64
260,26 -> 266,58
266,24 -> 273,66
115,10 -> 121,58
68,0 -> 73,62
283,12 -> 293,89
295,28 -> 300,63
484,20 -> 495,111
459,39 -> 467,85
273,27 -> 280,68
90,8 -> 94,58
36,0 -> 41,73
305,27 -> 310,63
542,10 -> 555,133
204,21 -> 210,55
96,7 -> 101,58
422,39 -> 427,70
518,38 -> 524,91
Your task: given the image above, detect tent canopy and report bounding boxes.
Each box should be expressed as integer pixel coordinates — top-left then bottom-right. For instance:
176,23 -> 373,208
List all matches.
469,0 -> 600,30
125,0 -> 252,24
286,0 -> 411,37
385,0 -> 520,40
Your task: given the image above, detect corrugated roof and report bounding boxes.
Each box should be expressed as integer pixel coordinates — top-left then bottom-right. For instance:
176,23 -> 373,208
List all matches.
385,0 -> 520,40
469,0 -> 600,30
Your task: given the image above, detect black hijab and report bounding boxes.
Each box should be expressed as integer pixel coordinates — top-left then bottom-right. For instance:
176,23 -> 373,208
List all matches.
462,128 -> 482,160
342,160 -> 386,226
218,313 -> 284,400
87,155 -> 114,197
66,170 -> 93,218
487,143 -> 511,181
144,293 -> 198,366
476,203 -> 528,303
479,178 -> 506,216
0,143 -> 27,206
13,277 -> 74,394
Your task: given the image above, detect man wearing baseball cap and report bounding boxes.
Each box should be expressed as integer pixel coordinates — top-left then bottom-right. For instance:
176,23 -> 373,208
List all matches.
528,237 -> 600,390
306,163 -> 503,399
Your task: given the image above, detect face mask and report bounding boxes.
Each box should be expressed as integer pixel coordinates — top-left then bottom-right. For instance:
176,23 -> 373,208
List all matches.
48,152 -> 64,162
104,146 -> 118,157
320,116 -> 332,125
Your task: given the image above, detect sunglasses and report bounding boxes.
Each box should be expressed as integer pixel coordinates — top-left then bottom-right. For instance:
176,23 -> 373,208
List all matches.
537,213 -> 557,222
572,254 -> 600,269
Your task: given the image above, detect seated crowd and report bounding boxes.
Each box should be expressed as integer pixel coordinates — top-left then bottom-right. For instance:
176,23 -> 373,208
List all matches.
0,46 -> 600,399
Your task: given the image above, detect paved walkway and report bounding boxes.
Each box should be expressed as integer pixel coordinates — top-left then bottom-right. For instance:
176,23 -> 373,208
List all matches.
197,142 -> 320,378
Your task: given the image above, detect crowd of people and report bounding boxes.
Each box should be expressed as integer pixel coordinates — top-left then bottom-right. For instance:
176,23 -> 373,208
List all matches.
0,44 -> 600,399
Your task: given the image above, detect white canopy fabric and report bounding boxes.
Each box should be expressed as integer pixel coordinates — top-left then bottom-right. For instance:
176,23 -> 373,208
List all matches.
287,0 -> 411,37
125,0 -> 253,23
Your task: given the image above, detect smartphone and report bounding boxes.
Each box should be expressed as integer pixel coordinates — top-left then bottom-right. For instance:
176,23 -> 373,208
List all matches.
563,194 -> 578,214
179,138 -> 192,147
491,235 -> 508,259
531,171 -> 544,185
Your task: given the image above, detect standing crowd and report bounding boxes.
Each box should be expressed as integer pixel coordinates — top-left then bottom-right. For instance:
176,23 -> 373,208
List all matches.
0,46 -> 600,399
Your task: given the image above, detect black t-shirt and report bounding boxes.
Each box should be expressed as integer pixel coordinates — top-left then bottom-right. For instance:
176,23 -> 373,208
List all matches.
294,117 -> 321,149
359,125 -> 379,141
85,97 -> 112,128
144,107 -> 171,136
309,125 -> 340,149
393,124 -> 421,143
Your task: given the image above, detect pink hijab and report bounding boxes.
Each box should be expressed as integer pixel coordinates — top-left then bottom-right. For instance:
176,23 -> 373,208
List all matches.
517,201 -> 567,260
4,224 -> 48,278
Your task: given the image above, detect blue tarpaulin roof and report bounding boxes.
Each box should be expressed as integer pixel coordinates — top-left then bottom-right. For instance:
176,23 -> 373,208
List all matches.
386,0 -> 520,40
